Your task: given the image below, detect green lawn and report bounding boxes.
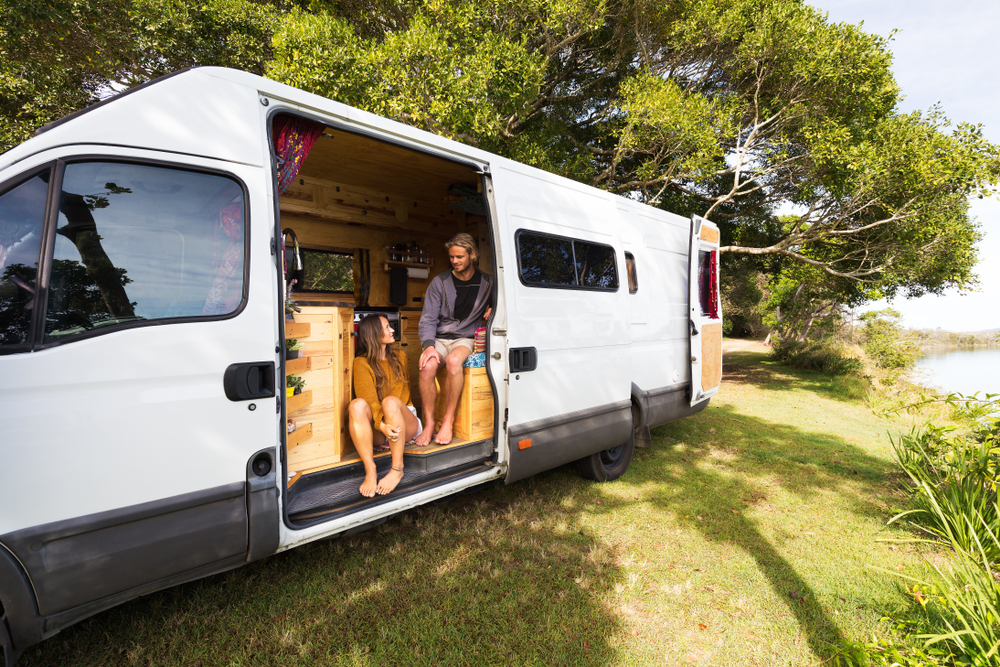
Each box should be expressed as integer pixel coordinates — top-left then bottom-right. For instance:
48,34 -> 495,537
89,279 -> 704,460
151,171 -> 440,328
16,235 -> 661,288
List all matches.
19,344 -> 935,666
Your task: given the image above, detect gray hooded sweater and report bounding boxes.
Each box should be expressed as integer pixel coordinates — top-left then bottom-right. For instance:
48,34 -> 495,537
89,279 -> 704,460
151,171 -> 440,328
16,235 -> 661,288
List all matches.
418,270 -> 493,349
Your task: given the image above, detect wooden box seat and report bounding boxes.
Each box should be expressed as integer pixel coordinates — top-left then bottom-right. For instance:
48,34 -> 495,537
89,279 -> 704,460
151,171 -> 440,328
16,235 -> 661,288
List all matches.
433,364 -> 494,442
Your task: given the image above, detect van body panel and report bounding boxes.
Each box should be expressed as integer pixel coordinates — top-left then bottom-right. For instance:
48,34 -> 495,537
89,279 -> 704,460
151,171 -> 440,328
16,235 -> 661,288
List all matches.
505,400 -> 632,483
0,482 -> 247,616
618,201 -> 692,404
4,76 -> 265,171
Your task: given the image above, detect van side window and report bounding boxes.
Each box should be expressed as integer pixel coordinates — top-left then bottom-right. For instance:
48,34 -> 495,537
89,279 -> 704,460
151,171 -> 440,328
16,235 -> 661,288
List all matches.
516,230 -> 618,291
0,170 -> 50,346
624,252 -> 638,293
44,162 -> 246,341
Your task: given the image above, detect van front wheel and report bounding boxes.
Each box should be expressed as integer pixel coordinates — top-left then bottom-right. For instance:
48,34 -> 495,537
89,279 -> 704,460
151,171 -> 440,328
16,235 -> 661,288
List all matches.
575,429 -> 635,482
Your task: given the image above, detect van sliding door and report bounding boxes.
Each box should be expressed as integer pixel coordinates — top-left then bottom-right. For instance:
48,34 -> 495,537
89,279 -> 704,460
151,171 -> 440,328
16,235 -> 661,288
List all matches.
492,166 -> 632,482
688,215 -> 722,406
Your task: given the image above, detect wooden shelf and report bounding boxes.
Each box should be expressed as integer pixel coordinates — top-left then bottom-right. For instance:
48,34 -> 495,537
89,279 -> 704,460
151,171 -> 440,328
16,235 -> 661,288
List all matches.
285,322 -> 311,339
287,422 -> 313,448
287,390 -> 313,414
382,260 -> 433,272
285,356 -> 311,375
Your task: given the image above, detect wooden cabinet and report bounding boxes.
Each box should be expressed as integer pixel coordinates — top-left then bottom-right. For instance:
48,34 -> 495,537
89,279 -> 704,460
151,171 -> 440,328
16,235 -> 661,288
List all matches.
399,311 -> 423,409
286,306 -> 354,476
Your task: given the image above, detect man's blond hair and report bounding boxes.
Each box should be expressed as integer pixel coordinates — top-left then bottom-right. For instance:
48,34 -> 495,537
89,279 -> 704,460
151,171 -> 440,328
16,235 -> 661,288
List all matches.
445,232 -> 478,264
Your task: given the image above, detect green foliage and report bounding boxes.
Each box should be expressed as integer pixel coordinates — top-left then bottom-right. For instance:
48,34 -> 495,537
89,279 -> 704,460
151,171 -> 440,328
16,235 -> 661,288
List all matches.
860,309 -> 920,378
286,373 -> 305,391
770,337 -> 864,376
0,0 -> 280,151
889,398 -> 1000,564
2,0 -> 997,311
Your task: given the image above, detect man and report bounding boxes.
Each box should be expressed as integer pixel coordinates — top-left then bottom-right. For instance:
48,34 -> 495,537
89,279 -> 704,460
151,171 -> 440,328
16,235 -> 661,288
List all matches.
414,232 -> 493,446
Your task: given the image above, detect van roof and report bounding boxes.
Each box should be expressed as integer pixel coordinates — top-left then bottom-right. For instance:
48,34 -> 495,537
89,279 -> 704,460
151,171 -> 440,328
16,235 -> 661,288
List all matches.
2,67 -> 491,172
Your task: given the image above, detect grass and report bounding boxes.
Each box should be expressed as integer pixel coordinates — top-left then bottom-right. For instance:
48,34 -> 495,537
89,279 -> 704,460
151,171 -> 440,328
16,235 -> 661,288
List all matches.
18,342 -> 941,667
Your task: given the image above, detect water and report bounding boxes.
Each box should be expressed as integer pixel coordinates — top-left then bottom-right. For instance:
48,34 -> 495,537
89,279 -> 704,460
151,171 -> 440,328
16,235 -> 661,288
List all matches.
913,347 -> 1000,397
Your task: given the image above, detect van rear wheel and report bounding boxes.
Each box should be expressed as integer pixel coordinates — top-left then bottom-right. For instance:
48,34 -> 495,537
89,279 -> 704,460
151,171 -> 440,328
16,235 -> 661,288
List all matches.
575,429 -> 635,482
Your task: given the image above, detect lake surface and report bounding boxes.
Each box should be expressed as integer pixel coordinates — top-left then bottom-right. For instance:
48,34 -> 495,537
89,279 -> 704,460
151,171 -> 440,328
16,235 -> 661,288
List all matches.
913,347 -> 1000,397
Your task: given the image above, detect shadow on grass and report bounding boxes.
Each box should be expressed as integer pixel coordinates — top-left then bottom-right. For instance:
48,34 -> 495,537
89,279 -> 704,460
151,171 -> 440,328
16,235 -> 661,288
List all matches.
615,350 -> 903,659
18,484 -> 625,667
724,349 -> 869,403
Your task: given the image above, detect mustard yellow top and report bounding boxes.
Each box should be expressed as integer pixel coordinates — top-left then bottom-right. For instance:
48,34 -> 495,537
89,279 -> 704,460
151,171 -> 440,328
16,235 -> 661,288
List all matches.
352,348 -> 411,428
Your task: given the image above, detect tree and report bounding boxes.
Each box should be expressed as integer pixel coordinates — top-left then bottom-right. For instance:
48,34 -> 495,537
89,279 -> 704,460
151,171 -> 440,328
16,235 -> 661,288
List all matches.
3,0 -> 996,305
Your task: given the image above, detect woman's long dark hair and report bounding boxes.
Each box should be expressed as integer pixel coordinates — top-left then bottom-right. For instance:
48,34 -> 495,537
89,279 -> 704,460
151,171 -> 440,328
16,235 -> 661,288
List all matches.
356,314 -> 404,401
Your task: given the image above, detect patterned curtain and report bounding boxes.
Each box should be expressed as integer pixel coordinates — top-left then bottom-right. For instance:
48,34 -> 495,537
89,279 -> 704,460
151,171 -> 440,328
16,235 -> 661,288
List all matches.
202,201 -> 244,316
273,115 -> 325,195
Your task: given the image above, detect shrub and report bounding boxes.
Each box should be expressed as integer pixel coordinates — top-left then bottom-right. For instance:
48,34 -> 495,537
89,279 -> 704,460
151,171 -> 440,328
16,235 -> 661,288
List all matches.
771,337 -> 866,376
860,309 -> 920,379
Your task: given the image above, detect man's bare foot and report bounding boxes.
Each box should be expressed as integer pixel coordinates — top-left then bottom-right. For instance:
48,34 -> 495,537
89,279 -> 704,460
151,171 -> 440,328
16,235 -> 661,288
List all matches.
434,421 -> 454,445
359,469 -> 378,498
414,421 -> 435,447
376,466 -> 405,495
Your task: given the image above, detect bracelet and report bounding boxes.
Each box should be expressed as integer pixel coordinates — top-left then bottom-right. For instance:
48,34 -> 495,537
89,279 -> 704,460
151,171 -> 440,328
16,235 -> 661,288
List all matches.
392,465 -> 404,472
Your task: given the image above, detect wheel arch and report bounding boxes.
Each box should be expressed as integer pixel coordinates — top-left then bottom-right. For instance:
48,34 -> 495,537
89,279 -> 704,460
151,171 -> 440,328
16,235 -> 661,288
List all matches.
0,542 -> 43,655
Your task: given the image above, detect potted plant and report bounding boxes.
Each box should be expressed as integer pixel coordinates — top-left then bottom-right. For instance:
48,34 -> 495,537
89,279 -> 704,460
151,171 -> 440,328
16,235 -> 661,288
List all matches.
286,374 -> 305,397
286,338 -> 303,359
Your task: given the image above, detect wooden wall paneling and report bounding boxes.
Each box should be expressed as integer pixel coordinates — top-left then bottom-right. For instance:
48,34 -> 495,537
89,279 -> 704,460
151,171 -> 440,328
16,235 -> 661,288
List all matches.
336,308 -> 354,459
701,322 -> 723,390
286,306 -> 354,474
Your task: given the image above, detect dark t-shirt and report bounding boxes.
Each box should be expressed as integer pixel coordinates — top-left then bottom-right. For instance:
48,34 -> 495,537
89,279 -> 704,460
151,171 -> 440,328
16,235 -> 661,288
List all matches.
452,269 -> 482,324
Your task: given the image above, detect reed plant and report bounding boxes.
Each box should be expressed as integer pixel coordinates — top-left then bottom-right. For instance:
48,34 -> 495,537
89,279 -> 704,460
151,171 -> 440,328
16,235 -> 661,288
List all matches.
889,425 -> 1000,564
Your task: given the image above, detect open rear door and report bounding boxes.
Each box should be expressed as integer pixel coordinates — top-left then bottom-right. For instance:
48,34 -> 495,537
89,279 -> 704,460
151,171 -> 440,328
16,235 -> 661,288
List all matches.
688,215 -> 722,406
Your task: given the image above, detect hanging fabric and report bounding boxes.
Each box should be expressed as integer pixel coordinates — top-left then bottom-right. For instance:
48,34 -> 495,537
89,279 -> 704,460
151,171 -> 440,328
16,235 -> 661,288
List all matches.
707,250 -> 719,320
202,201 -> 245,315
272,115 -> 325,195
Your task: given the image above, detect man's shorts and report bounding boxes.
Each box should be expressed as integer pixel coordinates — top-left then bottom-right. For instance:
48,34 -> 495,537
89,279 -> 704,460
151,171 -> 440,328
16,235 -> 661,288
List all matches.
434,337 -> 474,359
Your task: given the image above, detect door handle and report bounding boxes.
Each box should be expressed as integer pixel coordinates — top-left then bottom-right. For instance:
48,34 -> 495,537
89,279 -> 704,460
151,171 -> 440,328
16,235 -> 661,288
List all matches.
509,347 -> 537,373
224,362 -> 276,401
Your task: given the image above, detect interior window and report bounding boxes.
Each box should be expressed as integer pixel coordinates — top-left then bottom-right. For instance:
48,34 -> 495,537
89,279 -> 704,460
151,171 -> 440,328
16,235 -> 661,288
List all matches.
516,230 -> 618,291
288,247 -> 354,293
0,171 -> 50,346
44,161 -> 246,341
625,252 -> 638,293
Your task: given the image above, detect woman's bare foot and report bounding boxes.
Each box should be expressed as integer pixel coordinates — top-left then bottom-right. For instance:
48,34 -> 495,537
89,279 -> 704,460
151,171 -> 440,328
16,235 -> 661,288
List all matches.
434,421 -> 454,445
376,466 -> 405,495
414,420 -> 435,447
359,469 -> 378,497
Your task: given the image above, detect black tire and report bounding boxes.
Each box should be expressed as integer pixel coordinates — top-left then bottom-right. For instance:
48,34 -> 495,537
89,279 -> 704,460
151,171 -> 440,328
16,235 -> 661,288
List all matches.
575,427 -> 635,482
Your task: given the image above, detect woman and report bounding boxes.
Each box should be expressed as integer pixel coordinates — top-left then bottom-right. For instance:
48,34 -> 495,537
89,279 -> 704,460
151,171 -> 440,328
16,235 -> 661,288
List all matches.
349,314 -> 422,497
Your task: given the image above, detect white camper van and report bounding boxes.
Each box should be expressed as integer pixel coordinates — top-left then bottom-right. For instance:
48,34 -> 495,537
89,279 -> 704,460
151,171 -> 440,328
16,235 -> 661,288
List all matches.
0,67 -> 722,663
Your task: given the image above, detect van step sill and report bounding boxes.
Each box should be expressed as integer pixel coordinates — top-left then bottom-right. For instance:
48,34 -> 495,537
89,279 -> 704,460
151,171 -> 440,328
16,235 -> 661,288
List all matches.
287,461 -> 493,526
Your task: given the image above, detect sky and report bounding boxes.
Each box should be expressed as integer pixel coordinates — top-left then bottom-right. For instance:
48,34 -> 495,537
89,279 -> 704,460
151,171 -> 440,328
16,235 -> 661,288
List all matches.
808,0 -> 1000,332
